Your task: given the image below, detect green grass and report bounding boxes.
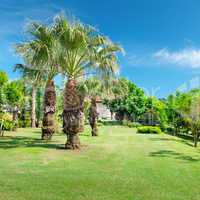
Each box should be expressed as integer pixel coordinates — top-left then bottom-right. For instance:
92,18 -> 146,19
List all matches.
0,125 -> 200,200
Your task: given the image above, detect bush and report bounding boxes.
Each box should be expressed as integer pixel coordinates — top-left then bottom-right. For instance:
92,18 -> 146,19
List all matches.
101,120 -> 121,126
3,120 -> 15,131
165,126 -> 174,134
0,112 -> 15,131
18,119 -> 30,128
122,119 -> 141,128
97,122 -> 104,127
137,126 -> 162,134
128,122 -> 142,128
121,119 -> 128,126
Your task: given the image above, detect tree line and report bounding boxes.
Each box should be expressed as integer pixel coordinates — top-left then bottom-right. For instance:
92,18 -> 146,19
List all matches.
1,14 -> 200,148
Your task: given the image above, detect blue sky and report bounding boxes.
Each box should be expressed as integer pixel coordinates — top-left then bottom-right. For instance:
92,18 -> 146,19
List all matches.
1,0 -> 200,97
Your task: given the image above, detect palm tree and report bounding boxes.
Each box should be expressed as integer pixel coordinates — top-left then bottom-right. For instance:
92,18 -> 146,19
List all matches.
79,77 -> 129,136
14,64 -> 46,128
15,22 -> 59,139
78,78 -> 102,136
54,15 -> 122,149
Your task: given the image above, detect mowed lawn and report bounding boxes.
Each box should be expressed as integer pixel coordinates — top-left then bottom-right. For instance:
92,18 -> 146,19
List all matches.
0,126 -> 200,200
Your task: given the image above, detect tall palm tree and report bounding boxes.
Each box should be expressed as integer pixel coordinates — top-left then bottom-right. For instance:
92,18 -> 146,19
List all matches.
15,22 -> 59,139
14,64 -> 46,128
54,15 -> 122,149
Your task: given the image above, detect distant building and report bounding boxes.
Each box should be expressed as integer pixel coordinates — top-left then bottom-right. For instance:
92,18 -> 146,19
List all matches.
96,97 -> 111,119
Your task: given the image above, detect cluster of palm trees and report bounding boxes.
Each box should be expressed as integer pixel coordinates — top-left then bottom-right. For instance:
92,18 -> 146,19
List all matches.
15,14 -> 122,149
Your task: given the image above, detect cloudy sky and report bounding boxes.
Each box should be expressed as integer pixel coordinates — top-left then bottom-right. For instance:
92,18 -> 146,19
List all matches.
1,0 -> 200,97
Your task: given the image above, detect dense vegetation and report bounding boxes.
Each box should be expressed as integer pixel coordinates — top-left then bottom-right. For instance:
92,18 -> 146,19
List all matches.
1,68 -> 200,147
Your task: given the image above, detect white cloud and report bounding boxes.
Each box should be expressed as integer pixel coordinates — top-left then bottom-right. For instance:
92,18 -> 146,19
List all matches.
127,54 -> 144,66
154,48 -> 200,68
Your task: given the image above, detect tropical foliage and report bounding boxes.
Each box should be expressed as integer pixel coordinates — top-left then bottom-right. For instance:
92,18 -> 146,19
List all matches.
0,13 -> 200,148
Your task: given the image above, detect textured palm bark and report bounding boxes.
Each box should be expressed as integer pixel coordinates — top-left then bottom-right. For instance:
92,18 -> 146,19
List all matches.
31,86 -> 36,128
0,118 -> 4,136
12,107 -> 18,131
63,79 -> 84,150
42,80 -> 56,140
89,98 -> 98,136
193,129 -> 200,147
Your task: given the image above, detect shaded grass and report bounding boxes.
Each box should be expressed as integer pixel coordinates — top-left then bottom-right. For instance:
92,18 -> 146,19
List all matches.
0,126 -> 200,200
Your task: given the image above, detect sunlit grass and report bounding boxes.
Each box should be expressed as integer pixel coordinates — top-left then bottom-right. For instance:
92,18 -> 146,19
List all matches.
0,126 -> 200,200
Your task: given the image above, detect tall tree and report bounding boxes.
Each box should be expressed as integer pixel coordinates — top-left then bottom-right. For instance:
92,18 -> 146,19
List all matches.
104,79 -> 146,122
15,22 -> 59,139
4,80 -> 24,130
0,71 -> 8,112
188,95 -> 200,147
14,64 -> 45,128
54,15 -> 122,149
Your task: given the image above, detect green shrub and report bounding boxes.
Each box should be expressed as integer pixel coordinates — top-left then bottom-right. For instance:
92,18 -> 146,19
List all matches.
128,122 -> 142,128
122,119 -> 129,126
97,122 -> 104,127
165,126 -> 174,134
18,119 -> 30,128
3,120 -> 15,131
101,120 -> 121,126
137,126 -> 162,134
0,112 -> 16,131
98,119 -> 104,123
122,119 -> 141,128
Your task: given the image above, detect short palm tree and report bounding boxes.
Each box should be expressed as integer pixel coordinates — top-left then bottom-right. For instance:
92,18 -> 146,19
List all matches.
78,78 -> 102,136
15,22 -> 59,140
79,77 -> 129,136
54,15 -> 122,149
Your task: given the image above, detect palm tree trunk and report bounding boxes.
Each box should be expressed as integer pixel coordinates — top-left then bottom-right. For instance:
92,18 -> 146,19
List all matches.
89,98 -> 98,136
111,111 -> 114,120
63,79 -> 84,149
31,85 -> 36,128
42,79 -> 56,140
194,131 -> 199,147
12,107 -> 18,131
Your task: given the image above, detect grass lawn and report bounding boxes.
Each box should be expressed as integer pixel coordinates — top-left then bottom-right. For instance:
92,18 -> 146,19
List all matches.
0,125 -> 200,200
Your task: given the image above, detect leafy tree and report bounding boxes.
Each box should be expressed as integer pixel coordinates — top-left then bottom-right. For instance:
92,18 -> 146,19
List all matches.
104,79 -> 146,122
165,92 -> 192,135
187,95 -> 200,147
142,97 -> 168,129
4,80 -> 24,129
165,89 -> 200,147
14,64 -> 46,128
0,71 -> 8,112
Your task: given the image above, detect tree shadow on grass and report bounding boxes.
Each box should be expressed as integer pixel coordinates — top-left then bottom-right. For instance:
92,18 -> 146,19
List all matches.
101,120 -> 122,126
149,150 -> 200,162
149,137 -> 194,147
0,136 -> 64,150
